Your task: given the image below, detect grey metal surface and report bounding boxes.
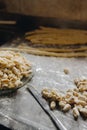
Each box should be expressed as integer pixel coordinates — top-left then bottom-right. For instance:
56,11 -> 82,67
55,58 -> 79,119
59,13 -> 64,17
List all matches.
0,53 -> 87,130
27,85 -> 67,130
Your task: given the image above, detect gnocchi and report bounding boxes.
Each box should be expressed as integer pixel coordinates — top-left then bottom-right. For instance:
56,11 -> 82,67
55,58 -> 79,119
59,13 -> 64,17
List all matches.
42,79 -> 87,120
0,51 -> 32,89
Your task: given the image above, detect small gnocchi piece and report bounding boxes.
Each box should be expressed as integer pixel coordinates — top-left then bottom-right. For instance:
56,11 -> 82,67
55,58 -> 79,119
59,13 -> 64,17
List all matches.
0,71 -> 3,77
79,85 -> 87,92
73,88 -> 79,92
73,107 -> 80,119
59,100 -> 67,108
65,92 -> 72,98
50,101 -> 56,110
66,96 -> 75,105
62,104 -> 71,112
3,73 -> 8,79
78,95 -> 87,102
15,80 -> 23,87
12,67 -> 20,77
75,99 -> 87,107
79,108 -> 87,118
73,91 -> 79,97
64,69 -> 69,74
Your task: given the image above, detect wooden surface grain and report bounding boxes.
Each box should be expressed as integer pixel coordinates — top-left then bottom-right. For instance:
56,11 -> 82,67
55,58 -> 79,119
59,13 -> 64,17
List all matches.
2,0 -> 87,22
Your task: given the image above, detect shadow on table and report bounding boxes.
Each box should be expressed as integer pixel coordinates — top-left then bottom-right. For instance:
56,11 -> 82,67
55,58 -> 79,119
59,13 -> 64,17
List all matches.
0,125 -> 11,130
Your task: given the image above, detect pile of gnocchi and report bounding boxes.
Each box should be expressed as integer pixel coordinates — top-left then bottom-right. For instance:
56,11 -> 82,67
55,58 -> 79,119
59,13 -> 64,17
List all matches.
42,79 -> 87,120
0,51 -> 32,90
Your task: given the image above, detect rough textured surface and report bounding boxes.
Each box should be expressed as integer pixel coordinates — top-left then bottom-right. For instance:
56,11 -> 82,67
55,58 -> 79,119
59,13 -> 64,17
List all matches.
2,0 -> 87,21
0,53 -> 87,130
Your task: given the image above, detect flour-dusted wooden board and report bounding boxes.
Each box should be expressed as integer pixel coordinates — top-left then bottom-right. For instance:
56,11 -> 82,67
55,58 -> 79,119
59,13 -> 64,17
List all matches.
0,53 -> 87,130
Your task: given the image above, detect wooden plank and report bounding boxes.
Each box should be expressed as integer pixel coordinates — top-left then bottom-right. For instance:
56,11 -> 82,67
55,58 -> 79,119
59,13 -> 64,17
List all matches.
3,0 -> 87,21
